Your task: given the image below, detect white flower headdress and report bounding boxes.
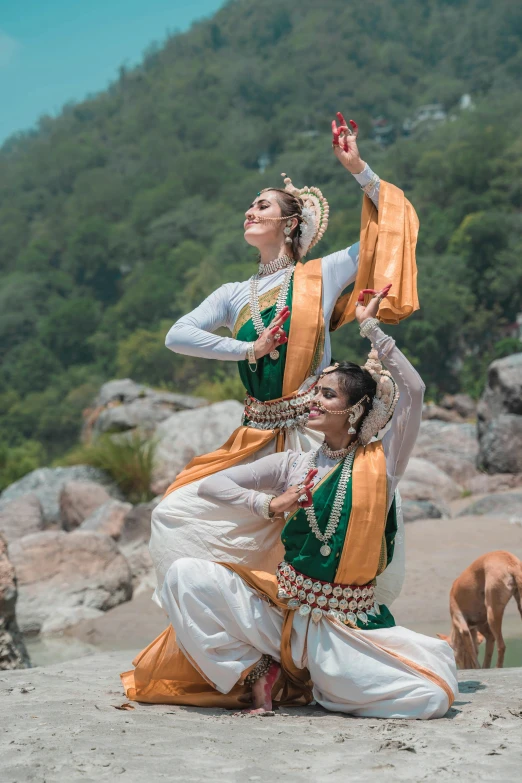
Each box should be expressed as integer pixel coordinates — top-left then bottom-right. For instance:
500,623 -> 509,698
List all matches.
359,349 -> 400,446
281,173 -> 329,258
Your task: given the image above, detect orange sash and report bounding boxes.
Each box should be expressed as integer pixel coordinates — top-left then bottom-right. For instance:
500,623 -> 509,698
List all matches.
334,442 -> 388,585
332,181 -> 419,329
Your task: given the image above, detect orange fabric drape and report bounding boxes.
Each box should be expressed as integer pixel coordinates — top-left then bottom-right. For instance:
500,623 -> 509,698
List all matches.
334,442 -> 388,585
331,181 -> 419,330
121,560 -> 454,709
162,259 -> 324,496
120,564 -> 312,708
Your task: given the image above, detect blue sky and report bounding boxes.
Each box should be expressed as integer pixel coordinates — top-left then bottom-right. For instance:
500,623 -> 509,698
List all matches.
0,0 -> 225,144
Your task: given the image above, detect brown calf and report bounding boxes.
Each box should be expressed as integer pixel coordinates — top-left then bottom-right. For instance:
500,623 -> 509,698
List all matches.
438,550 -> 522,669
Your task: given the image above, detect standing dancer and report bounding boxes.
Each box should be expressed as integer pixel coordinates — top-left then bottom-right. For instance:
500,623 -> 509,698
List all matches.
123,287 -> 457,715
149,112 -> 419,601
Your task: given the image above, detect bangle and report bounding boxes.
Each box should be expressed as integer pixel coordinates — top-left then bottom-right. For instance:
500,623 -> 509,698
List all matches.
361,173 -> 380,198
261,494 -> 276,519
246,342 -> 257,372
359,317 -> 379,339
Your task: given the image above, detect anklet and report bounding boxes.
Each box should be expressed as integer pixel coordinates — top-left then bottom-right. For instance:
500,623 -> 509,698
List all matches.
244,654 -> 273,685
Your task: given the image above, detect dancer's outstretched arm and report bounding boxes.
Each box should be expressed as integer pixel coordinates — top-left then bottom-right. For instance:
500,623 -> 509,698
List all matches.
165,286 -> 288,361
199,451 -> 294,517
355,287 -> 425,494
323,113 -> 381,300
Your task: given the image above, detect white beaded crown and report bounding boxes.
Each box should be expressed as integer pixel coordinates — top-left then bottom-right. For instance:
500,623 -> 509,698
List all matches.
359,349 -> 400,446
281,173 -> 329,258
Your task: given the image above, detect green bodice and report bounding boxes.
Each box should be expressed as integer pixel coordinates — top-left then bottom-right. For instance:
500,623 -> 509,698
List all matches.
281,462 -> 397,630
236,279 -> 293,403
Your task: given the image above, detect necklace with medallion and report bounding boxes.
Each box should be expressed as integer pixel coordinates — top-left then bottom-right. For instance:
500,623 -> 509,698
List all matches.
305,442 -> 358,556
249,257 -> 295,360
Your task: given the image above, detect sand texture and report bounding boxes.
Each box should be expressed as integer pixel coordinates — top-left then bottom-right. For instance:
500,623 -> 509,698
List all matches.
1,652 -> 522,782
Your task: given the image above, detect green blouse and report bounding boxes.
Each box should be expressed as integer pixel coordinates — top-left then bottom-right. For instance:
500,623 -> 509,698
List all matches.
281,462 -> 397,630
235,280 -> 293,403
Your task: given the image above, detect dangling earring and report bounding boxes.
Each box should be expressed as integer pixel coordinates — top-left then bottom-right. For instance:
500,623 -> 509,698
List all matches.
347,410 -> 357,435
284,219 -> 293,246
347,401 -> 363,434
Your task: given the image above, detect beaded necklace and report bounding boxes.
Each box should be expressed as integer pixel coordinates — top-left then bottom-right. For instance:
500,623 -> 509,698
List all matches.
304,443 -> 358,556
249,261 -> 295,360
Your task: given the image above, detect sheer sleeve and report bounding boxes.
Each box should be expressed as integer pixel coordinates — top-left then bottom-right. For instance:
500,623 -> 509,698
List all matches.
364,321 -> 425,494
165,283 -> 251,361
198,451 -> 294,517
321,164 -> 380,305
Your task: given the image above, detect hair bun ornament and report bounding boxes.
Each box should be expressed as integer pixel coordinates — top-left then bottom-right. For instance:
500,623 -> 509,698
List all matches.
359,349 -> 400,446
281,173 -> 329,259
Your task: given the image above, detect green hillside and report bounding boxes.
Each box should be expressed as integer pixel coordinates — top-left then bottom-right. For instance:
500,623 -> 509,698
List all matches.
1,0 -> 522,486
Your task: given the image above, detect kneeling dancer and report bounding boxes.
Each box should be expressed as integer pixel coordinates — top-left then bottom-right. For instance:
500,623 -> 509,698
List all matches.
122,289 -> 458,718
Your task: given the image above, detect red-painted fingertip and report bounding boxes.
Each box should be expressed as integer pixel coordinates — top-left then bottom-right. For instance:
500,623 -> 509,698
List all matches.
337,111 -> 348,127
349,119 -> 358,132
357,292 -> 365,303
362,288 -> 377,294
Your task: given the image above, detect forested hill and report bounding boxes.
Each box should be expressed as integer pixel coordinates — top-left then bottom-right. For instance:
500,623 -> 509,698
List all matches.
1,0 -> 521,484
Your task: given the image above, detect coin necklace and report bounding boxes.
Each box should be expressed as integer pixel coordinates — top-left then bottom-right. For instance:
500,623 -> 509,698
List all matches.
304,443 -> 358,556
249,262 -> 295,360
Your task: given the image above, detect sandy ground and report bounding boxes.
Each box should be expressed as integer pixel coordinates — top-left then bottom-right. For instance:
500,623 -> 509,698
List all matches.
4,509 -> 522,781
1,652 -> 522,783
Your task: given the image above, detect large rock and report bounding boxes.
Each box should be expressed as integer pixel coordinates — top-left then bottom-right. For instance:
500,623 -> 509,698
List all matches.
413,420 -> 479,484
477,413 -> 522,474
79,500 -> 133,539
464,472 -> 522,495
118,499 -> 161,593
0,466 -> 120,526
457,491 -> 522,520
478,353 -> 522,473
8,531 -> 133,634
0,534 -> 30,670
440,393 -> 477,420
399,457 -> 462,505
152,400 -> 244,493
401,499 -> 448,523
83,378 -> 207,439
0,494 -> 44,542
59,480 -> 114,531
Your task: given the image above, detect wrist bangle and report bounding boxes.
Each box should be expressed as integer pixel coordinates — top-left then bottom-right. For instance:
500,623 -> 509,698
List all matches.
361,172 -> 380,198
247,342 -> 257,372
261,494 -> 276,519
359,317 -> 379,339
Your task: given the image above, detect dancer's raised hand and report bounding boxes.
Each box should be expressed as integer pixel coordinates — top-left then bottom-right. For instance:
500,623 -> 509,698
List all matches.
253,306 -> 290,359
331,112 -> 365,175
355,284 -> 392,324
268,468 -> 317,517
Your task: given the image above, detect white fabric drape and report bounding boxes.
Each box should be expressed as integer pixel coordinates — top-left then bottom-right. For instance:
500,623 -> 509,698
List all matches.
161,558 -> 458,720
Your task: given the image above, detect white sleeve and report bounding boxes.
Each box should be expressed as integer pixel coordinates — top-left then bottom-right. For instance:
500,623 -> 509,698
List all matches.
365,322 -> 425,492
165,283 -> 251,361
353,162 -> 380,209
320,163 -> 380,300
198,452 -> 293,518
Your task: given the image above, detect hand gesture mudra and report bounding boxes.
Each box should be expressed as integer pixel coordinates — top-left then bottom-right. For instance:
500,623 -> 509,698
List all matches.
268,469 -> 318,518
355,284 -> 392,324
254,306 -> 289,359
331,112 -> 365,175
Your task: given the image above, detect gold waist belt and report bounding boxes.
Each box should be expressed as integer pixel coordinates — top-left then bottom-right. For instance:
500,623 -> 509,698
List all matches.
243,388 -> 315,431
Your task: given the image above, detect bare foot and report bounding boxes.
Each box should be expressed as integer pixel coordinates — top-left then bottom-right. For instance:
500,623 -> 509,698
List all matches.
237,661 -> 280,715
